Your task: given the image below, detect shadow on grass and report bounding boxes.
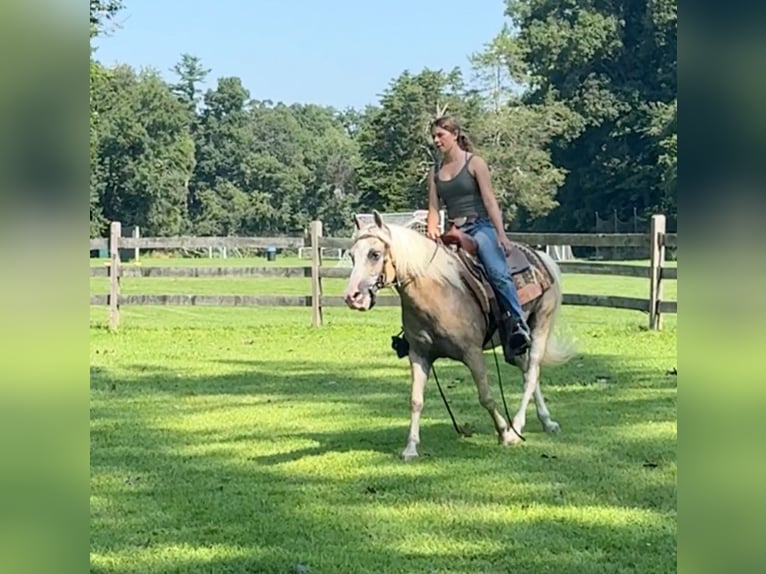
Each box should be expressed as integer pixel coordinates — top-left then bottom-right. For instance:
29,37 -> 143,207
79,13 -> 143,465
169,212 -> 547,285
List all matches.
91,347 -> 676,573
91,426 -> 674,573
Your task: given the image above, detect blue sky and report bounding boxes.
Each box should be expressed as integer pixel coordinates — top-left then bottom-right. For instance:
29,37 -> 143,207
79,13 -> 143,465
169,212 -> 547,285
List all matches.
92,0 -> 510,110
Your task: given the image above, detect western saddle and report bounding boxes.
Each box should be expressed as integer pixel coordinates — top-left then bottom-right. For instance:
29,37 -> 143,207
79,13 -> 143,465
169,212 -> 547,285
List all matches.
440,225 -> 555,344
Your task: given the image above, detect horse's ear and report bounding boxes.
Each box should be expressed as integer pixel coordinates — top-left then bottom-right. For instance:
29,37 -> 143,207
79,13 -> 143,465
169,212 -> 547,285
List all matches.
373,210 -> 384,229
352,214 -> 361,230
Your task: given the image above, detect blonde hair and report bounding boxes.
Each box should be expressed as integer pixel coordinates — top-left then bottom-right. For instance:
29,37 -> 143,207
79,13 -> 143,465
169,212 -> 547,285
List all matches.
430,115 -> 475,152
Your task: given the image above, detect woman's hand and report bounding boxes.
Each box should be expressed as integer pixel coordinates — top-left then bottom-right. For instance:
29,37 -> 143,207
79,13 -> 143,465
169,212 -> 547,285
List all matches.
498,233 -> 514,256
426,225 -> 441,240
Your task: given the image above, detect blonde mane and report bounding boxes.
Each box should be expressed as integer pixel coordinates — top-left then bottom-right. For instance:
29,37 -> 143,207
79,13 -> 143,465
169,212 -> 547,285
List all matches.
360,223 -> 465,290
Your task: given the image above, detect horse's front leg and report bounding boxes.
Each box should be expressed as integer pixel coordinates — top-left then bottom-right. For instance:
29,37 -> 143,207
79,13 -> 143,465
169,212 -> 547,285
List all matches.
402,351 -> 431,461
464,349 -> 515,444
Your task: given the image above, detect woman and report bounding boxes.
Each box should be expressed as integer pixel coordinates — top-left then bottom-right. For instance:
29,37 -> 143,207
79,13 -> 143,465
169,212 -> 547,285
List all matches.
425,115 -> 531,357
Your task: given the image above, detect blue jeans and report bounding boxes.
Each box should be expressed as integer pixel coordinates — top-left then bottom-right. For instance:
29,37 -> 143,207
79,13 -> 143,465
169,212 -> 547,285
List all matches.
460,218 -> 525,323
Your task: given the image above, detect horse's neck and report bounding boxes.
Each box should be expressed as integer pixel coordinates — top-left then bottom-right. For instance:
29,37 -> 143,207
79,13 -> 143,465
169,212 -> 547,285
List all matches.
393,242 -> 464,306
396,277 -> 437,313
390,232 -> 445,283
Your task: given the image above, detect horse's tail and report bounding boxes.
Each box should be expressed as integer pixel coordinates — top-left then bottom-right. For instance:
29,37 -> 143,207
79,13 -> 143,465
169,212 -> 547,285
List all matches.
536,250 -> 577,366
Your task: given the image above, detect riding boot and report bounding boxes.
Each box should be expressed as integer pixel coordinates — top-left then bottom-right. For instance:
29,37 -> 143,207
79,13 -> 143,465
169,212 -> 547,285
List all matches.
499,310 -> 530,361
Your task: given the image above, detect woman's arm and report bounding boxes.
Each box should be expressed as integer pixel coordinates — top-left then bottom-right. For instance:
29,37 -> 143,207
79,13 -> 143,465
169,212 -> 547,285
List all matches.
426,167 -> 440,239
471,155 -> 508,239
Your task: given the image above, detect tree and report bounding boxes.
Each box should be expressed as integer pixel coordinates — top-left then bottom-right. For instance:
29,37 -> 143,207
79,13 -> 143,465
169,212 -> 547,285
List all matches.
290,104 -> 362,235
470,98 -> 570,227
503,0 -> 677,231
355,68 -> 480,212
468,28 -> 572,227
91,65 -> 195,235
170,53 -> 210,116
90,60 -> 108,237
90,0 -> 125,235
90,0 -> 124,38
190,77 -> 257,235
647,98 -> 677,223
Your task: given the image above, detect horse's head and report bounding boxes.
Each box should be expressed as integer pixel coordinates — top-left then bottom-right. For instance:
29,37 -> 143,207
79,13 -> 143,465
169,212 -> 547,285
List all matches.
343,211 -> 396,311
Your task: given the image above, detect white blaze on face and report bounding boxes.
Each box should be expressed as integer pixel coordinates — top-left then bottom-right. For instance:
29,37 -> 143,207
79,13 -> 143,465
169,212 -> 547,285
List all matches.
343,236 -> 386,311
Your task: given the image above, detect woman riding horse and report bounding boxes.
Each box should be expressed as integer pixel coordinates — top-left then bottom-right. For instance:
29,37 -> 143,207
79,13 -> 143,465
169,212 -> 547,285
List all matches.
426,114 -> 531,359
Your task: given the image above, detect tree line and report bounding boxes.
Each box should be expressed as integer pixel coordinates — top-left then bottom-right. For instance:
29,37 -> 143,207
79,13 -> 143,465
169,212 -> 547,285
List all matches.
89,0 -> 676,238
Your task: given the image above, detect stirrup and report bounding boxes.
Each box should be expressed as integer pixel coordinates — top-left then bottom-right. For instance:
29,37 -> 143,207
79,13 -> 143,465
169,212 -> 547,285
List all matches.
500,314 -> 530,360
507,327 -> 530,354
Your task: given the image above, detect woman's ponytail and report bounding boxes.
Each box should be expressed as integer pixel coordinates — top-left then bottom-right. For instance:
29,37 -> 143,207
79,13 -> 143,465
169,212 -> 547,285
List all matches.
457,133 -> 475,153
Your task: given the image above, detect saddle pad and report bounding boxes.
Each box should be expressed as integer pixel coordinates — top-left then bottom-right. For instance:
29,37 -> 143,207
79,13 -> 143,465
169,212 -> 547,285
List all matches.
511,244 -> 555,308
453,243 -> 555,315
513,267 -> 544,308
506,246 -> 531,274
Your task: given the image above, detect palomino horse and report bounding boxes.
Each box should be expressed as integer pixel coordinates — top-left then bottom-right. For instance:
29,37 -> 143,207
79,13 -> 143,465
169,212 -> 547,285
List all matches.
343,211 -> 575,461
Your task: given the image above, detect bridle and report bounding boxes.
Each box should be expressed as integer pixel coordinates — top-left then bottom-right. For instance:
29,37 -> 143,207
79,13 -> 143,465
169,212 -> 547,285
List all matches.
350,232 -> 399,308
350,230 -> 440,305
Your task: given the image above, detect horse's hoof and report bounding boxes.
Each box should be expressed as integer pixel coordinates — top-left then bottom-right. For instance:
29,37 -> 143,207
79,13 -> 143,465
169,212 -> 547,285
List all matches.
501,431 -> 524,446
544,420 -> 561,434
401,450 -> 419,462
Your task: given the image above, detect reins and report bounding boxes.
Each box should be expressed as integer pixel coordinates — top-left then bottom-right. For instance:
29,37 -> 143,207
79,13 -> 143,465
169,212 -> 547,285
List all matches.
431,347 -> 525,442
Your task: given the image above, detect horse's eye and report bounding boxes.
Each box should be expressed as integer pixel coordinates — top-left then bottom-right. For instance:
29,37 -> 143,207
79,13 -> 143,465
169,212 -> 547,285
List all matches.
368,250 -> 381,261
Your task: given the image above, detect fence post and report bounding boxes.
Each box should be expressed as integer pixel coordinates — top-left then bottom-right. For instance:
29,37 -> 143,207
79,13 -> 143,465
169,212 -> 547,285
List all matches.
132,225 -> 140,262
109,221 -> 122,330
649,214 -> 666,330
310,220 -> 323,327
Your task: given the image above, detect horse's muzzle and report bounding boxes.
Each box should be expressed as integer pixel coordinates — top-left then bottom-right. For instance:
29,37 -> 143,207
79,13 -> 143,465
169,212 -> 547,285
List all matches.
343,287 -> 377,311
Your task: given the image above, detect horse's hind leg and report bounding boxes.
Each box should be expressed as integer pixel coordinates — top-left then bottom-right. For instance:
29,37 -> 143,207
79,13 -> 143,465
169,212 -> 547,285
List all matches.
402,351 -> 431,461
528,311 -> 560,434
464,350 -> 517,445
508,323 -> 551,445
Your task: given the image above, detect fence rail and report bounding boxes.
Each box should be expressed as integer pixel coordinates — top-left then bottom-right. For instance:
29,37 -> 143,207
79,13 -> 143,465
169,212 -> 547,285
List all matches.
90,293 -> 679,314
117,236 -> 306,249
91,216 -> 677,330
90,266 -> 312,278
90,263 -> 678,281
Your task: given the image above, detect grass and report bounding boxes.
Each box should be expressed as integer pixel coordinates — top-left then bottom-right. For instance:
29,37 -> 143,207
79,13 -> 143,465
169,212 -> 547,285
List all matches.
90,258 -> 677,573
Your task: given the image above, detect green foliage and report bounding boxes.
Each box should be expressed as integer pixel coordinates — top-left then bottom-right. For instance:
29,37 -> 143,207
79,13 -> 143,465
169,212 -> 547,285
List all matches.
170,53 -> 210,118
355,68 -> 480,212
91,65 -> 195,236
90,59 -> 108,237
88,0 -> 676,237
290,104 -> 362,235
502,0 -> 677,231
90,0 -> 123,38
190,77 -> 260,235
646,99 -> 677,220
188,79 -> 362,236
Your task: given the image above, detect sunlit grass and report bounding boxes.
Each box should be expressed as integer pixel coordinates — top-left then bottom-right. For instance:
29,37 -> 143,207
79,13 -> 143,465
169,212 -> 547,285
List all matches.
91,296 -> 676,573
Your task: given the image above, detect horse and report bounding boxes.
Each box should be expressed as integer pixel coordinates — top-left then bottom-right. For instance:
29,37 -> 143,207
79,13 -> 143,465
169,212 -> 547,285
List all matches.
343,211 -> 575,461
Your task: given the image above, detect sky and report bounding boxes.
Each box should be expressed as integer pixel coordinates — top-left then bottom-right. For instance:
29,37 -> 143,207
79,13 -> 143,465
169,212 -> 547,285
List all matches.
92,0 -> 510,110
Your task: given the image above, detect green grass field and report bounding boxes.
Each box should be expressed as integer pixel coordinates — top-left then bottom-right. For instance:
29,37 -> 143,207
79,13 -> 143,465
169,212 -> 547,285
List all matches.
90,257 -> 677,574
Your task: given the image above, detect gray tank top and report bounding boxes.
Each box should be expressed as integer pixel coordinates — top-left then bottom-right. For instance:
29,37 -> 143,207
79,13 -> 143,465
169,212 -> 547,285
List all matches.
434,152 -> 489,220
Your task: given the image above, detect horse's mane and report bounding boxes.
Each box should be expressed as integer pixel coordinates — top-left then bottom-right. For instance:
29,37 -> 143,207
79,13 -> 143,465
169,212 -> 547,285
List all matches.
360,223 -> 465,290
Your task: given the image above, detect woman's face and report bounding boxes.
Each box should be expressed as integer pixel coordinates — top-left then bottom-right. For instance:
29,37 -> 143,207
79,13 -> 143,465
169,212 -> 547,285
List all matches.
432,126 -> 456,152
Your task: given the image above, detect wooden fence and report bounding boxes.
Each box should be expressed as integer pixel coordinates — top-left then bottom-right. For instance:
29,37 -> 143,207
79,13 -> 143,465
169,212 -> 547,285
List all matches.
90,215 -> 677,331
